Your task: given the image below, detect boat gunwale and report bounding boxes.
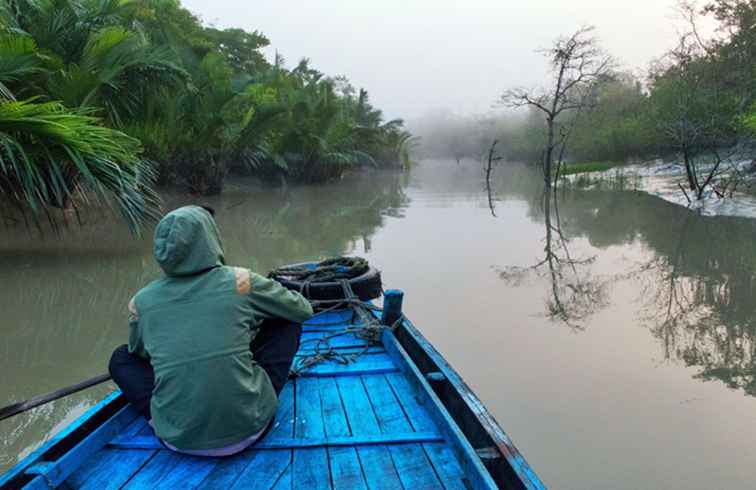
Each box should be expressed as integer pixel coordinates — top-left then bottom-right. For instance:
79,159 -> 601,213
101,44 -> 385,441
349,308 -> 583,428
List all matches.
0,391 -> 127,490
391,316 -> 547,490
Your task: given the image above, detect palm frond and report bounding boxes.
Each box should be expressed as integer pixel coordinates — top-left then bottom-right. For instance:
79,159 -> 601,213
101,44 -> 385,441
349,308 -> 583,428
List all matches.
0,98 -> 160,233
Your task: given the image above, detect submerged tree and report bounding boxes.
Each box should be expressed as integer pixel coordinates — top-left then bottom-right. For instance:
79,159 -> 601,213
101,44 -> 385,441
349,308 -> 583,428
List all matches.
484,140 -> 502,216
500,26 -> 614,188
649,30 -> 740,201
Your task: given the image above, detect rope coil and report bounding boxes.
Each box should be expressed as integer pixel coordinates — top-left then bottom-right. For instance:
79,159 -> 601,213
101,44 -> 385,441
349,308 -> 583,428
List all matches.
289,279 -> 400,377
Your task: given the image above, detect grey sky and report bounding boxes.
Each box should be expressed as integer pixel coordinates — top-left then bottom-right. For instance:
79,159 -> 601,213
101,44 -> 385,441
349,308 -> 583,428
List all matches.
183,0 -> 693,120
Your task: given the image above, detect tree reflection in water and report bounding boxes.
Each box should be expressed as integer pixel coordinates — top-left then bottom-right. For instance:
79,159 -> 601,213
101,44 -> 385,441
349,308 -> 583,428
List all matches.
496,190 -> 609,330
521,185 -> 756,397
635,211 -> 756,396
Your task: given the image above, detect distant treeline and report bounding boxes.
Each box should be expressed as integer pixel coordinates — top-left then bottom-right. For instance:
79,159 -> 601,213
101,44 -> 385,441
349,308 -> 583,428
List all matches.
413,1 -> 756,168
0,0 -> 412,231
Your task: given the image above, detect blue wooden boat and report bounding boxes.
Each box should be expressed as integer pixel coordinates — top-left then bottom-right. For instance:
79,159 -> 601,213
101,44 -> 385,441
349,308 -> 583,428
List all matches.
0,301 -> 545,489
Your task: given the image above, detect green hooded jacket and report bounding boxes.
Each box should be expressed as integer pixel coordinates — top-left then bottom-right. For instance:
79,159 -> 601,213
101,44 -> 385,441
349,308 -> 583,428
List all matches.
128,205 -> 313,450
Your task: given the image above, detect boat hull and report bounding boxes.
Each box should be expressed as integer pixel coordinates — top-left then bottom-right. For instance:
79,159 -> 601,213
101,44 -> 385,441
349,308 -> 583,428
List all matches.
1,308 -> 545,489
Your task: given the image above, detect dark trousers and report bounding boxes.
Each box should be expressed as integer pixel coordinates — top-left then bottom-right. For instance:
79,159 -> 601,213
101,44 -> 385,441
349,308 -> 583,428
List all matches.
109,318 -> 302,420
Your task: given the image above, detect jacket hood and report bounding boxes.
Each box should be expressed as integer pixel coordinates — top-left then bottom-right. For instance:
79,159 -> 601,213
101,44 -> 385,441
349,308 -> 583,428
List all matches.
154,206 -> 225,276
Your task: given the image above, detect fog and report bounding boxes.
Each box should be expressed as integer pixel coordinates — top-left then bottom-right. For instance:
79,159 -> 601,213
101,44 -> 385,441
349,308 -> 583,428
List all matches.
182,0 -> 691,119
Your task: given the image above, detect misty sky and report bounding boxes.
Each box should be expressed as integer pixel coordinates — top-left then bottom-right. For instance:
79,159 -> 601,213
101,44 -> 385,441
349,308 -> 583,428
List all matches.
183,0 -> 696,120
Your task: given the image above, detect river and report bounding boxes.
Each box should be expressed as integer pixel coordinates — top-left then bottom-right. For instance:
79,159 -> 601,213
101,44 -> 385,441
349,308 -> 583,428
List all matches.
2,160 -> 756,489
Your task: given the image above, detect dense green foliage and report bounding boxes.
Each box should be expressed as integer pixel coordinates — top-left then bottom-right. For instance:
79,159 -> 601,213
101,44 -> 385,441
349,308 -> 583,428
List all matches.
541,1 -> 755,169
0,0 -> 412,229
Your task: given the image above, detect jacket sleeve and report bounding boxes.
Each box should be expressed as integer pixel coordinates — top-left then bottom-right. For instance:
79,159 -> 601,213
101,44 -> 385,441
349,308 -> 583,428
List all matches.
127,296 -> 149,359
249,272 -> 314,323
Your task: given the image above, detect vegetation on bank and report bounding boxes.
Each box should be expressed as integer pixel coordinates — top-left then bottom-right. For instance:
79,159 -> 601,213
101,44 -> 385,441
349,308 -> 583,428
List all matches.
415,0 -> 756,200
0,0 -> 412,231
559,161 -> 623,176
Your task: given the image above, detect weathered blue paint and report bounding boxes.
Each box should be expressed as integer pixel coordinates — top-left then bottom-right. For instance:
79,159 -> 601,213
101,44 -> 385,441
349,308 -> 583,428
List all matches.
381,289 -> 404,325
1,303 -> 545,490
108,432 -> 444,450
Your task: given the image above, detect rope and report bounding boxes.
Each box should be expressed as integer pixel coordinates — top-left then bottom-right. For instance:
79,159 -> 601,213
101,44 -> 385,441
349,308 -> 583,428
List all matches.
290,304 -> 404,378
289,282 -> 402,377
269,257 -> 369,283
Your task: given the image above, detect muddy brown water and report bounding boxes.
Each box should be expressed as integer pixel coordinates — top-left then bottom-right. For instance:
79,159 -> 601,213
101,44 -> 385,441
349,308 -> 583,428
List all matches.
2,161 -> 756,489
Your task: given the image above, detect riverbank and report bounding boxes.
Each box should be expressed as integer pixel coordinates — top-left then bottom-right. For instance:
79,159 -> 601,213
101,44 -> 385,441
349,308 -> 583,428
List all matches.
564,154 -> 756,219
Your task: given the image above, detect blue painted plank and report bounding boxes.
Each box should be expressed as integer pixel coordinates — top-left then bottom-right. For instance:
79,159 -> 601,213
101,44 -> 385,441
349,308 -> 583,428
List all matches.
228,381 -> 296,489
270,381 -> 296,438
361,375 -> 443,489
194,452 -> 254,489
318,378 -> 367,490
335,376 -> 403,490
24,404 -> 140,489
77,449 -> 156,490
108,431 -> 444,451
422,443 -> 470,490
0,392 -> 124,489
270,462 -> 292,490
387,373 -> 468,490
121,451 -> 182,489
381,331 -> 497,490
229,451 -> 291,489
65,412 -> 155,488
297,346 -> 385,357
302,354 -> 398,377
292,377 -> 330,490
153,454 -> 217,489
300,332 -> 365,348
303,309 -> 352,327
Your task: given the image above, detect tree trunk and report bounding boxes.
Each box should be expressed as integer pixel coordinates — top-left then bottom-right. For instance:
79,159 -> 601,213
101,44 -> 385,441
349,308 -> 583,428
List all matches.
682,147 -> 697,192
544,117 -> 555,187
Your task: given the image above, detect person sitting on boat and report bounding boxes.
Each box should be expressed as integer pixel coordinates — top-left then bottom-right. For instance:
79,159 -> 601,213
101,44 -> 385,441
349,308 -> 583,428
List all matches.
108,205 -> 313,456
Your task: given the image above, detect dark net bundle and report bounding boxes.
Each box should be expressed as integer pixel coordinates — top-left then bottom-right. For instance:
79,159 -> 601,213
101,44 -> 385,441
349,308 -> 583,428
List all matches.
268,257 -> 369,283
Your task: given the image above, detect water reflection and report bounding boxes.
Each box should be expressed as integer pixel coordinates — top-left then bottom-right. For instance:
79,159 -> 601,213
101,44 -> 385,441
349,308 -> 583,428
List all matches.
497,190 -> 609,330
0,169 -> 409,471
537,185 -> 756,396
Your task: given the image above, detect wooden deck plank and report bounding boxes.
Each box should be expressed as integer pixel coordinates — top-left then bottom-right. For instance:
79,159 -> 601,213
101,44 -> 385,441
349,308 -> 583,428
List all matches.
23,404 -> 140,490
227,382 -> 296,490
150,454 -> 217,489
270,462 -> 292,490
300,332 -> 365,348
270,381 -> 296,438
121,451 -> 182,489
303,354 -> 398,377
387,373 -> 468,490
297,346 -> 385,357
362,375 -> 443,490
303,310 -> 353,327
318,378 -> 350,438
75,449 -> 155,490
66,449 -> 116,488
108,432 -> 443,450
293,378 -> 330,490
230,451 -> 291,490
66,416 -> 155,488
195,453 -> 257,490
382,330 -> 497,490
335,376 -> 403,490
318,378 -> 367,490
